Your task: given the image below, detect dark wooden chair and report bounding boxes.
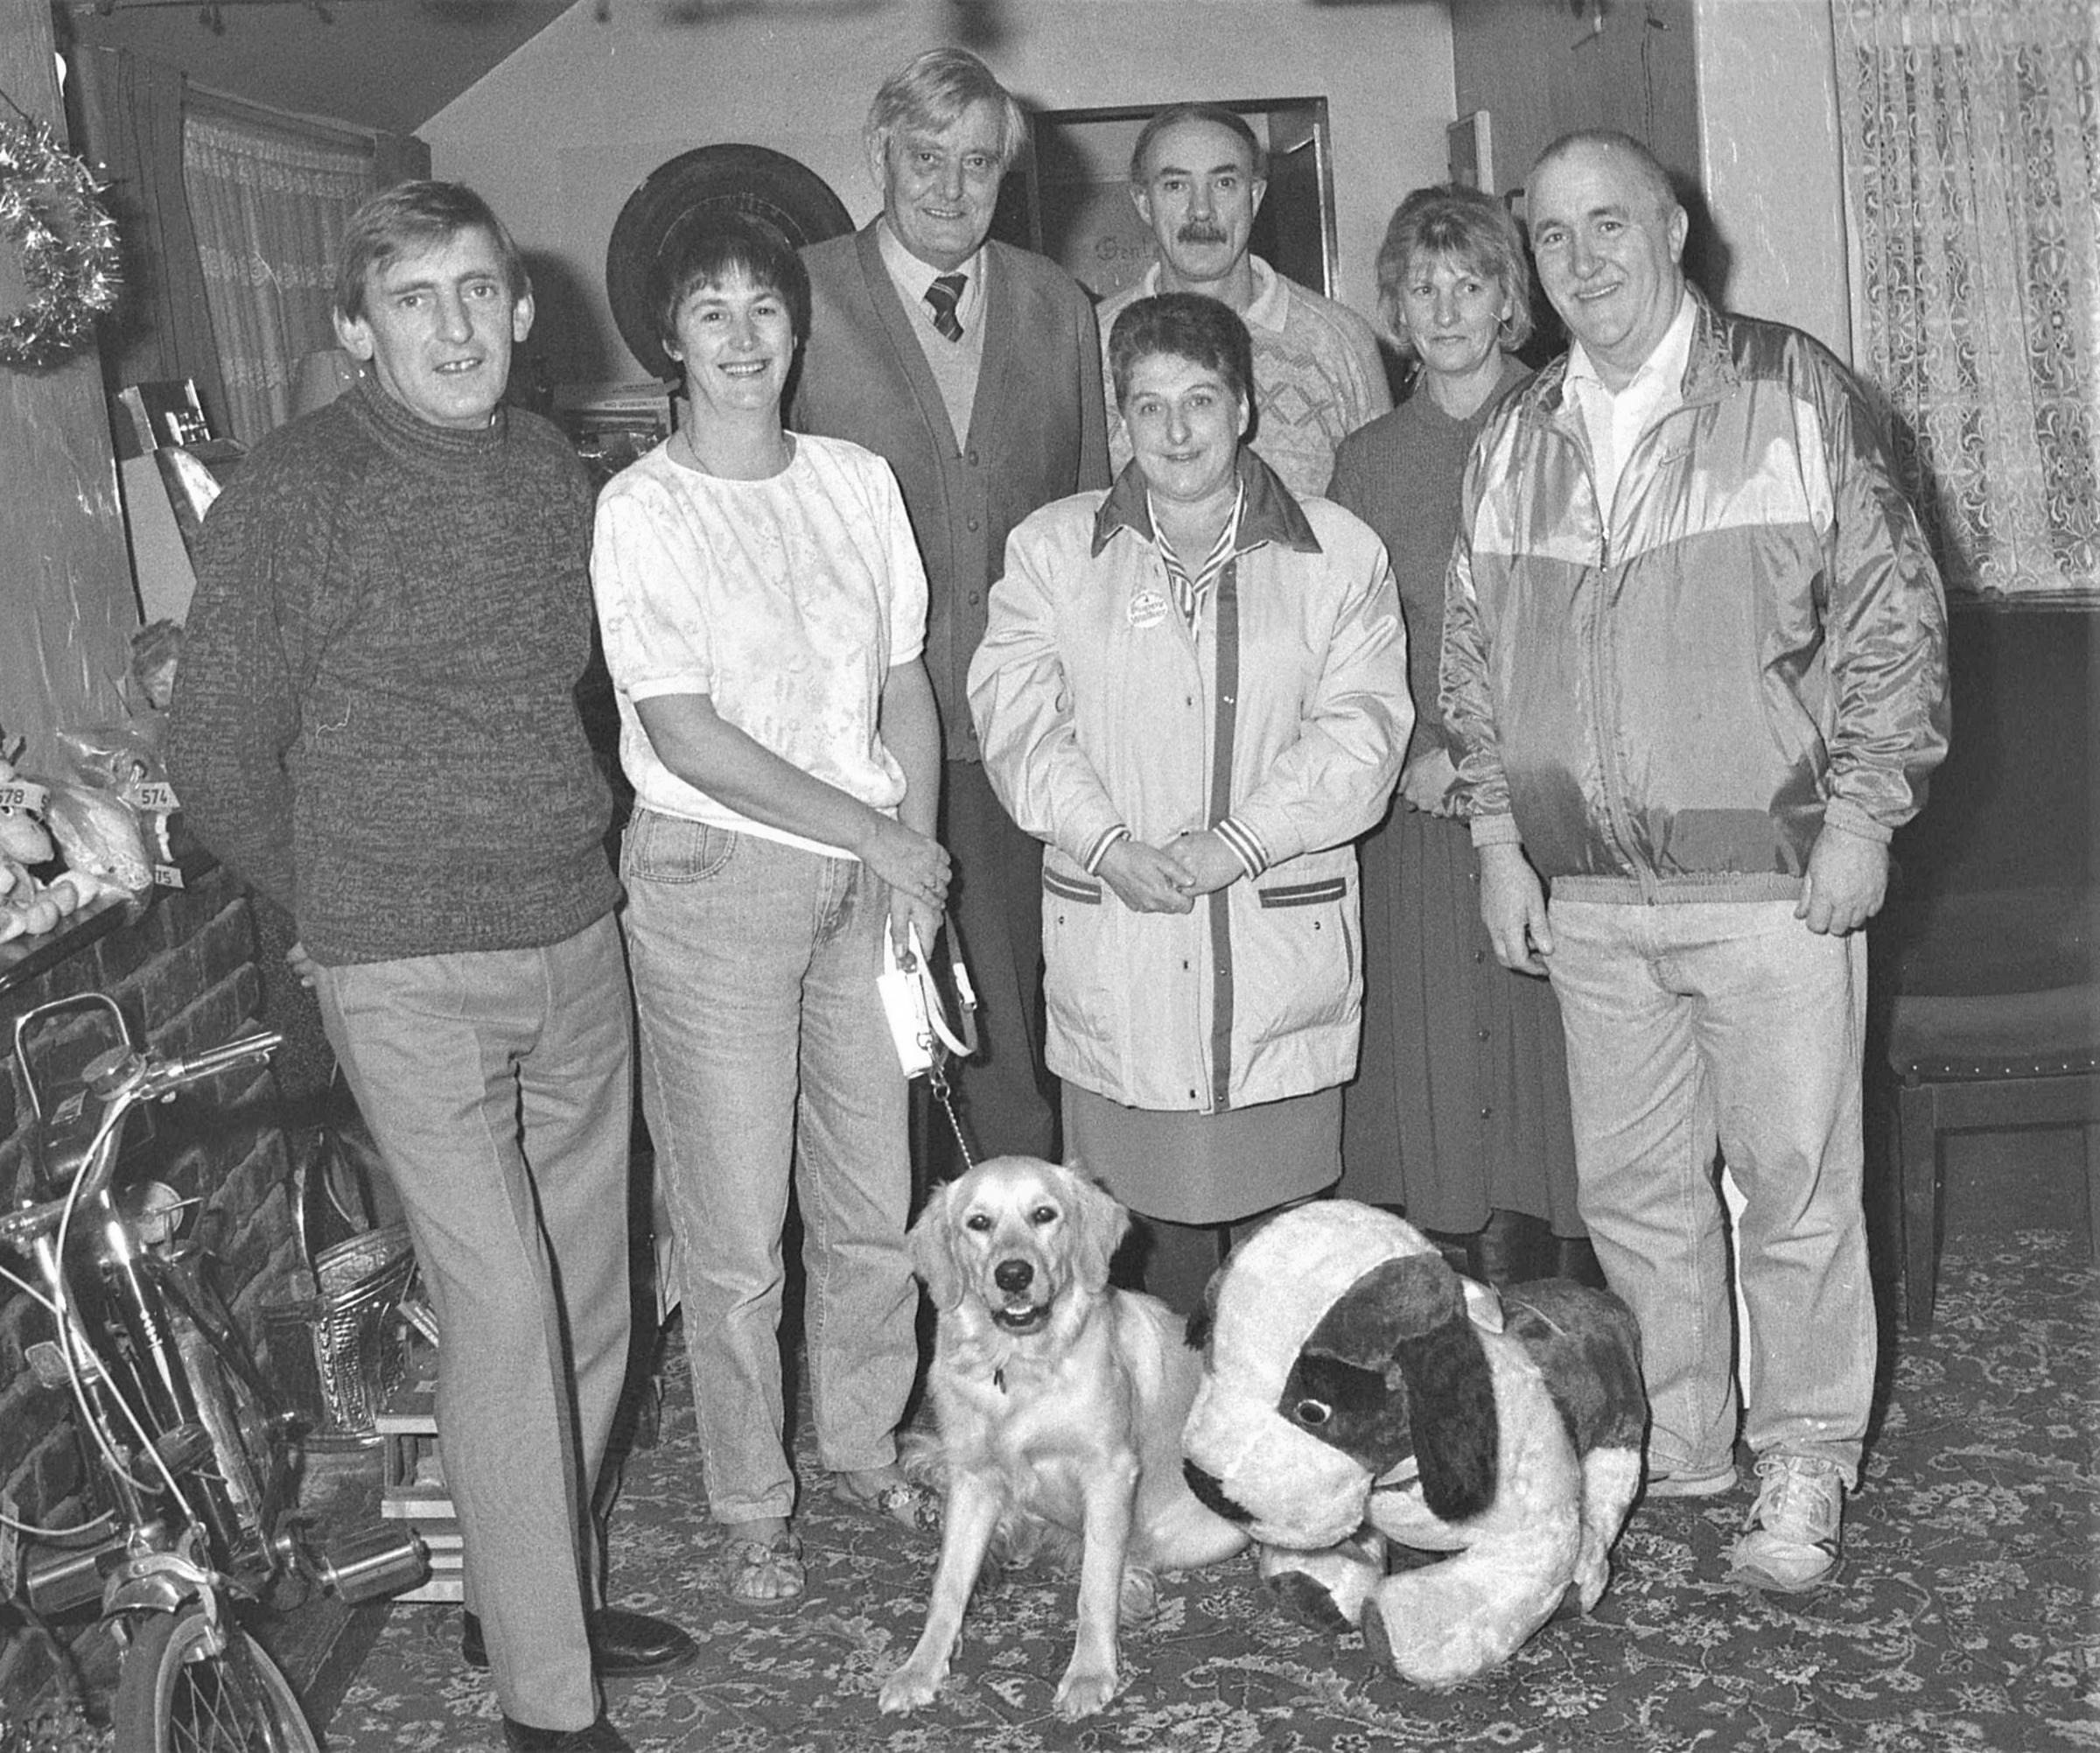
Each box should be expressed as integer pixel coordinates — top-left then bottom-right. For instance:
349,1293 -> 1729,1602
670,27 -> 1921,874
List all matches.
1872,602 -> 2096,1333
1884,886 -> 2099,1330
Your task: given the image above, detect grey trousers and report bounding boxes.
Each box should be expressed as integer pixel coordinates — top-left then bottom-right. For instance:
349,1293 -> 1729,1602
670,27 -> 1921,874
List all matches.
313,913 -> 634,1731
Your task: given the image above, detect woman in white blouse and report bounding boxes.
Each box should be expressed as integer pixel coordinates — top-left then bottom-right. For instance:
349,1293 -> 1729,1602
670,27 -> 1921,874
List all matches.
592,215 -> 948,1609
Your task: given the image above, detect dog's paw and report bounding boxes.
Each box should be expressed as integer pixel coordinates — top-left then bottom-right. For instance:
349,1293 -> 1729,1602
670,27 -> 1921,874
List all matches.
1053,1659 -> 1120,1720
878,1660 -> 947,1714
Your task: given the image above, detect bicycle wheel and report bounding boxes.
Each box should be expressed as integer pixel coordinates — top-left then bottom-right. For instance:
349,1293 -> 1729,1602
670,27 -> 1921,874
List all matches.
112,1606 -> 319,1753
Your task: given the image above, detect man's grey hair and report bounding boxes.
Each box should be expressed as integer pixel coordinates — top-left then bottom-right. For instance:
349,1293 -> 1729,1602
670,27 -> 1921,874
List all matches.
1529,129 -> 1681,221
865,46 -> 1029,173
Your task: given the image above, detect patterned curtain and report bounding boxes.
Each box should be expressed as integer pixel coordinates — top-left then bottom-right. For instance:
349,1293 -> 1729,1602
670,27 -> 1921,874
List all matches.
182,109 -> 377,445
1830,0 -> 2099,599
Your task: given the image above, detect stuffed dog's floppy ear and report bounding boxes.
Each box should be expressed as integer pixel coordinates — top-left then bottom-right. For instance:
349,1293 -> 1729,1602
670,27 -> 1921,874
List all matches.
1346,1253 -> 1501,1524
908,1179 -> 968,1312
1057,1160 -> 1129,1294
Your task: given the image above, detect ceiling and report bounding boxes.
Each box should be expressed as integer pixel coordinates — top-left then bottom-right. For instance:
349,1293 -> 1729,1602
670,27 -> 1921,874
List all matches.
59,0 -> 576,137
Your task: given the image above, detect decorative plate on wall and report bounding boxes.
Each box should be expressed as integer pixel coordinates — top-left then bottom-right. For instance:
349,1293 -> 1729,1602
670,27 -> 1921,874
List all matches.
606,144 -> 853,382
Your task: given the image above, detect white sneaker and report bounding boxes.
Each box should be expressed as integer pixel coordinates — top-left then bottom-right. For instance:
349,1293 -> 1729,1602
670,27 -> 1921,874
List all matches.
1727,1455 -> 1844,1591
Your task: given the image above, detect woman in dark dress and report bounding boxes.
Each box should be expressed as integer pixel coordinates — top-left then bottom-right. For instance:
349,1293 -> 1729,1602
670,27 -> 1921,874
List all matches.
1327,184 -> 1597,1286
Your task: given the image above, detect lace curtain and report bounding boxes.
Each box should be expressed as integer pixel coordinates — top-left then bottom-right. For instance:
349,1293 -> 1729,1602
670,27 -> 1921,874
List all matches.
1831,0 -> 2099,599
182,109 -> 377,445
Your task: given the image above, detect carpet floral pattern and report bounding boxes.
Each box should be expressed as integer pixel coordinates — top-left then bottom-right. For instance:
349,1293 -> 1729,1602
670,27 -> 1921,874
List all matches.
332,1231 -> 2097,1752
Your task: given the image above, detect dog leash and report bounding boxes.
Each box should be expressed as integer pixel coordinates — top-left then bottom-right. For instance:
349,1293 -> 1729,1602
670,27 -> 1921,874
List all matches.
907,913 -> 980,1172
925,1055 -> 976,1172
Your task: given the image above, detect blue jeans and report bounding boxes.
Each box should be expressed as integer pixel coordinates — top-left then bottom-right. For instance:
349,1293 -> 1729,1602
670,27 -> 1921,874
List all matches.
620,811 -> 918,1524
312,915 -> 634,1732
1544,899 -> 1874,1485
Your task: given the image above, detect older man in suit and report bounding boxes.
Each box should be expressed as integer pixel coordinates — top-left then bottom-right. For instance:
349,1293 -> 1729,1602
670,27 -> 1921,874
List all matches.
794,46 -> 1110,1168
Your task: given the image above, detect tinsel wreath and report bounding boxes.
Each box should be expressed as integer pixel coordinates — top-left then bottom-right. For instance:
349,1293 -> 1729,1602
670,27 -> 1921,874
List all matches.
0,114 -> 121,368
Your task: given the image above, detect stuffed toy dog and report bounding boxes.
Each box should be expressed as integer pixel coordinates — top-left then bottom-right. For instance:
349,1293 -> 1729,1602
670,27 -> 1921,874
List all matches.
1181,1201 -> 1647,1689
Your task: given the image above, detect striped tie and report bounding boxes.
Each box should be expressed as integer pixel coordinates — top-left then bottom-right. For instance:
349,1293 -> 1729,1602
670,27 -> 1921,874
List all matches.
924,273 -> 966,342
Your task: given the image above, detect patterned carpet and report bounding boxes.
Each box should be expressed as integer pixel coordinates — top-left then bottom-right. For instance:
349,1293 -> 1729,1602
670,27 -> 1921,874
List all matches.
330,1229 -> 2098,1753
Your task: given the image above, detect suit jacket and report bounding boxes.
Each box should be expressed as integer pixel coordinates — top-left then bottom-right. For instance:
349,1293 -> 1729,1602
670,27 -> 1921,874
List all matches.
794,221 -> 1110,762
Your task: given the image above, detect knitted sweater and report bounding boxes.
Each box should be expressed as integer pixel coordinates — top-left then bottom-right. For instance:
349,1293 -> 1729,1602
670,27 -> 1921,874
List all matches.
167,379 -> 619,965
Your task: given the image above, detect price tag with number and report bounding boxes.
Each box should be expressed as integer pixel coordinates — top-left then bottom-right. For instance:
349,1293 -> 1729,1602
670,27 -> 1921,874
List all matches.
0,780 -> 50,814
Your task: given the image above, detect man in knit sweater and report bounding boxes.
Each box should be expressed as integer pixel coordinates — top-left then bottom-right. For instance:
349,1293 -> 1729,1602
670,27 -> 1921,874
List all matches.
1098,104 -> 1390,498
167,182 -> 690,1753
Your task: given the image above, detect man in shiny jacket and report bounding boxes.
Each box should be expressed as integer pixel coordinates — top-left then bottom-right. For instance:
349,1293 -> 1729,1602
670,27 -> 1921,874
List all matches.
1440,131 -> 1949,1594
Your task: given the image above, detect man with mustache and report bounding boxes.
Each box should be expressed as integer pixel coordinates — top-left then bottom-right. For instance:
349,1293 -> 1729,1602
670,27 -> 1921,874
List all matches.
1096,103 -> 1390,497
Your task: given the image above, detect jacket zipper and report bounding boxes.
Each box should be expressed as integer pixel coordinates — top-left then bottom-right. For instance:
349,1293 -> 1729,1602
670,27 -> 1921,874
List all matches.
1578,406 -> 1692,902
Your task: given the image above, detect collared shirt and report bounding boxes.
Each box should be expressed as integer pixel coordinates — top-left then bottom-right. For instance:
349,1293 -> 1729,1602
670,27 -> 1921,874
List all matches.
1562,286 -> 1696,520
875,219 -> 987,333
1150,482 -> 1246,635
877,218 -> 985,447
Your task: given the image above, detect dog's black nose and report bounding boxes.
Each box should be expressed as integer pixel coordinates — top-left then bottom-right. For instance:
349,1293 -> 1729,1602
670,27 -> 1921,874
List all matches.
1183,1460 -> 1252,1525
993,1259 -> 1033,1294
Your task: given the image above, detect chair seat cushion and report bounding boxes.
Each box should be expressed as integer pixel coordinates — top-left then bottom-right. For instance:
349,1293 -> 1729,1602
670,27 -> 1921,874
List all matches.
1886,883 -> 2098,1077
1889,985 -> 2099,1078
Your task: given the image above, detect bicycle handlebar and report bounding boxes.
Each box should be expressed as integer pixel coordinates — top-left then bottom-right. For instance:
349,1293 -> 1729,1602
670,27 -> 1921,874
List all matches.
0,1015 -> 284,1252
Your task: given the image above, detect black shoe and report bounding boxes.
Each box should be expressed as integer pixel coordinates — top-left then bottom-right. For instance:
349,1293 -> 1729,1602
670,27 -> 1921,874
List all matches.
500,1714 -> 630,1753
1468,1209 -> 1549,1286
1549,1235 -> 1607,1289
464,1606 -> 698,1676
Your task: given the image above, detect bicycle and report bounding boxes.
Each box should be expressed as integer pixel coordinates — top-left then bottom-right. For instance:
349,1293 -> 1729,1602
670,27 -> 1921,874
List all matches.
2,992 -> 430,1752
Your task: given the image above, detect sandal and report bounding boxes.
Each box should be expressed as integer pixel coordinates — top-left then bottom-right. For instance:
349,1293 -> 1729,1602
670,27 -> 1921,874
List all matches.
724,1529 -> 805,1608
833,1474 -> 942,1536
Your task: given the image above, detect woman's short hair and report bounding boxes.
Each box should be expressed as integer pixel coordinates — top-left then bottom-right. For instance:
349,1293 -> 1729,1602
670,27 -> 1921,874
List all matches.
648,215 -> 813,360
334,180 -> 528,323
1107,292 -> 1255,412
1373,183 -> 1534,357
866,46 -> 1030,173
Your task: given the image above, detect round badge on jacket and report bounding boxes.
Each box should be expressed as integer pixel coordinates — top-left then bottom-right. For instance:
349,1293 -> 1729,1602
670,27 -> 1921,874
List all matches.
1128,590 -> 1169,631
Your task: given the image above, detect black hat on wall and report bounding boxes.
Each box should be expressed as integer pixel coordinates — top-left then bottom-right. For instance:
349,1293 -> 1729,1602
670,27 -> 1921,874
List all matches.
606,144 -> 853,382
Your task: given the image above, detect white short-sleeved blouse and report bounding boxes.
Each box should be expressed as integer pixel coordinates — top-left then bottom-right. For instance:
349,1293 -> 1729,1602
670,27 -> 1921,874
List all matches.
592,431 -> 929,859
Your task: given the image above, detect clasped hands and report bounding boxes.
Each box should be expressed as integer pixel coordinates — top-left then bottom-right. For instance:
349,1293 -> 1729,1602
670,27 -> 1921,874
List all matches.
1097,830 -> 1243,914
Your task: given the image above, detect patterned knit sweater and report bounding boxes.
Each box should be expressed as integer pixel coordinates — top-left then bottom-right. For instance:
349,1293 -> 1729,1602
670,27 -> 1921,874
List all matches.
167,378 -> 619,965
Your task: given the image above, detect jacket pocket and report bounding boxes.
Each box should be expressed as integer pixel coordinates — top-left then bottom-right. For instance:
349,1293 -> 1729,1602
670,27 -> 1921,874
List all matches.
1256,876 -> 1348,908
620,810 -> 738,885
1242,868 -> 1357,1042
1040,855 -> 1122,1089
1043,866 -> 1105,905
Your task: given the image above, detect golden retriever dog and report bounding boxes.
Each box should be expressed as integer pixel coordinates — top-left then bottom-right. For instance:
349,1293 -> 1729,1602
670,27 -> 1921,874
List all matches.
878,1157 -> 1249,1720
